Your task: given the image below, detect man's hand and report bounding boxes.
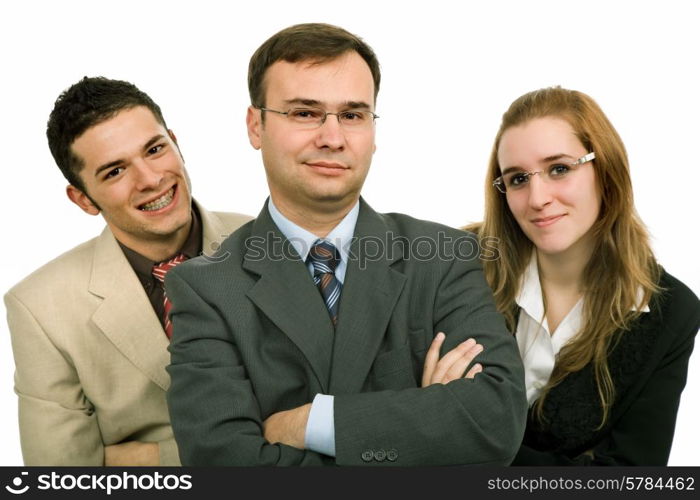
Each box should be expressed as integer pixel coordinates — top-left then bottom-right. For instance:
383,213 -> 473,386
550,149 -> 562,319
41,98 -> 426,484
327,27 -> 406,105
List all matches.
104,441 -> 159,466
262,403 -> 312,449
421,332 -> 484,387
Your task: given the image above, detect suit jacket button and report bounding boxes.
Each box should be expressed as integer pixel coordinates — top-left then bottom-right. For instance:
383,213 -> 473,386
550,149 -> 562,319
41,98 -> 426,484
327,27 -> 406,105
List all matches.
361,450 -> 374,462
387,449 -> 398,462
374,449 -> 387,462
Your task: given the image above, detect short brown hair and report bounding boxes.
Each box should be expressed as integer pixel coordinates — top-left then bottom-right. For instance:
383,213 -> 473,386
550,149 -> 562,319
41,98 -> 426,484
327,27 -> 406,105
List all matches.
248,23 -> 381,108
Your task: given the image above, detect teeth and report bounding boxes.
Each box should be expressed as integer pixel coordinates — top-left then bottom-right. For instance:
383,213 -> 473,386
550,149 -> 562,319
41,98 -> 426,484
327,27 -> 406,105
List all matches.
140,187 -> 174,211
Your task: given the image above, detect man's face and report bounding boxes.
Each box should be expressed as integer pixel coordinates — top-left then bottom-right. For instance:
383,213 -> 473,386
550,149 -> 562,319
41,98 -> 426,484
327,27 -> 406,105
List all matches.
68,106 -> 193,251
247,51 -> 377,215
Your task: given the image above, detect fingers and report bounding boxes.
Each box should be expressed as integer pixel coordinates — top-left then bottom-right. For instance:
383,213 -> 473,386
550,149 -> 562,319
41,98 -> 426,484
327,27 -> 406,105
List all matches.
436,340 -> 483,384
422,333 -> 486,386
435,338 -> 475,383
464,363 -> 482,379
421,332 -> 446,387
430,338 -> 475,384
445,342 -> 483,382
425,337 -> 484,386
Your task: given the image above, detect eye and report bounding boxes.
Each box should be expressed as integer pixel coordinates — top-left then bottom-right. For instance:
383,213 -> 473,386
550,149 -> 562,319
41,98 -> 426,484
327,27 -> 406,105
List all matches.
507,172 -> 530,189
548,164 -> 571,178
147,144 -> 165,155
288,108 -> 323,121
339,110 -> 367,123
104,167 -> 125,180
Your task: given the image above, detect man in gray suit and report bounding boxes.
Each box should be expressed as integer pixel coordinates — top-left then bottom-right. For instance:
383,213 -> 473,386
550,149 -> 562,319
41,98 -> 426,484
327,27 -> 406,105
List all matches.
166,23 -> 527,465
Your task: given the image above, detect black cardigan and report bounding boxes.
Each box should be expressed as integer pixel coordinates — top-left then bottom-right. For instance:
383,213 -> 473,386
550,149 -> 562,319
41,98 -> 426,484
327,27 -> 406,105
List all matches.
512,270 -> 700,465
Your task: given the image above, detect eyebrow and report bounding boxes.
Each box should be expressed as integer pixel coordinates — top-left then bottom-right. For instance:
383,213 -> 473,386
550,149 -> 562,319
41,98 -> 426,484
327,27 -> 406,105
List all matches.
94,159 -> 125,178
94,134 -> 166,177
500,153 -> 575,175
283,98 -> 372,110
143,134 -> 165,151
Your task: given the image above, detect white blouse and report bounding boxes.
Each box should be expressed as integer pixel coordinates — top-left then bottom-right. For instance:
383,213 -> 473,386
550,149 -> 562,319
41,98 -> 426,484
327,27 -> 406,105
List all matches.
515,254 -> 648,406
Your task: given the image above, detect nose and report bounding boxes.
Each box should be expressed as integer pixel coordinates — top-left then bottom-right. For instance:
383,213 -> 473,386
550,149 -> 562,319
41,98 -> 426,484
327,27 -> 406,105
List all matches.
526,173 -> 553,209
314,114 -> 346,151
132,158 -> 163,190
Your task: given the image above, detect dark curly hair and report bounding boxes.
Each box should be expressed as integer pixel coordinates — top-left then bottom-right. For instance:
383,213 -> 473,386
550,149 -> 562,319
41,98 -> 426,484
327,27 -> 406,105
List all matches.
47,76 -> 167,192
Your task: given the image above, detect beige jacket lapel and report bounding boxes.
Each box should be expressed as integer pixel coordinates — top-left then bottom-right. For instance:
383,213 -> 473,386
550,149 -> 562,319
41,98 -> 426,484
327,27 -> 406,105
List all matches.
88,227 -> 171,390
198,202 -> 230,258
87,204 -> 239,391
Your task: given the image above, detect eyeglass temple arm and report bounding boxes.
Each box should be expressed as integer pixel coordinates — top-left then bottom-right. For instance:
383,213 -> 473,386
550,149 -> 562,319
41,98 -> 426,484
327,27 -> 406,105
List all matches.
572,152 -> 596,165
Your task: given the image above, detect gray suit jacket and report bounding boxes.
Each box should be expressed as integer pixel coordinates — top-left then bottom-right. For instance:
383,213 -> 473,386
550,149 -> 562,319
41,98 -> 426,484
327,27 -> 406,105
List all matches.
166,199 -> 527,465
5,202 -> 251,465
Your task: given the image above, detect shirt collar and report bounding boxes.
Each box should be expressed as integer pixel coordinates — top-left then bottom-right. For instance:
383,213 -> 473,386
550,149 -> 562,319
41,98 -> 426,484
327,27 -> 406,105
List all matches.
515,251 -> 650,320
118,204 -> 203,282
267,197 -> 359,264
516,252 -> 546,325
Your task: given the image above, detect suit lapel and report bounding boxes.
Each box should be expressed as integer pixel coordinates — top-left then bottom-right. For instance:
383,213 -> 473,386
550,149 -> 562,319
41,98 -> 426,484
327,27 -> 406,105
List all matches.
329,201 -> 406,394
198,201 -> 229,258
88,228 -> 171,390
243,205 -> 335,392
88,208 -> 234,391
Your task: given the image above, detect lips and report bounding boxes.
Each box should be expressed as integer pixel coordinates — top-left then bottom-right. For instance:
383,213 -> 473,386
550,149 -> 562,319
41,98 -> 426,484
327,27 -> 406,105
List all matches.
306,161 -> 348,170
304,161 -> 349,178
531,214 -> 565,227
138,185 -> 176,211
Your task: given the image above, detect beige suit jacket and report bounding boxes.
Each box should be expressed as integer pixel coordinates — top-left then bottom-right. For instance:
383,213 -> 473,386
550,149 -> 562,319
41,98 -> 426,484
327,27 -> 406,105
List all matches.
5,203 -> 251,465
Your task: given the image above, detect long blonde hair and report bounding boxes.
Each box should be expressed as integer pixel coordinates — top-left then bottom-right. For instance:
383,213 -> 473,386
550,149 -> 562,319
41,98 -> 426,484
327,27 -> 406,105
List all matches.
473,87 -> 660,427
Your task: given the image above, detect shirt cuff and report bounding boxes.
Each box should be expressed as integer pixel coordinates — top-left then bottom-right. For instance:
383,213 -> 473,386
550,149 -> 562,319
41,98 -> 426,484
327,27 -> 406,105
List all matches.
304,393 -> 336,457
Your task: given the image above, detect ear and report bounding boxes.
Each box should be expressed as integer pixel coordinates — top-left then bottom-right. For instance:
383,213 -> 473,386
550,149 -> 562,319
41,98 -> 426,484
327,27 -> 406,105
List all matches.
66,185 -> 100,216
168,129 -> 178,145
246,106 -> 262,150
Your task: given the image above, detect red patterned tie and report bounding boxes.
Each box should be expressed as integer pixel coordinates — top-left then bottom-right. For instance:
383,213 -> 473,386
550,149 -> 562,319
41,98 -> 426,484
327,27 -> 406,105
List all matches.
151,253 -> 188,339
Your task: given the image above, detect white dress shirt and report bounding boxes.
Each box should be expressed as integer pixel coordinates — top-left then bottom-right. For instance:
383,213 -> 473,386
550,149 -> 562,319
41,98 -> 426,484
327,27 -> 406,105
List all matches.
515,253 -> 649,406
267,197 -> 359,457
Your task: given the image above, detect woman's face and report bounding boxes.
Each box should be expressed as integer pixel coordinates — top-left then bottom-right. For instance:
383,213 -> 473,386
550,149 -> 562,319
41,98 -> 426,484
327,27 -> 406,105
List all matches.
497,116 -> 601,259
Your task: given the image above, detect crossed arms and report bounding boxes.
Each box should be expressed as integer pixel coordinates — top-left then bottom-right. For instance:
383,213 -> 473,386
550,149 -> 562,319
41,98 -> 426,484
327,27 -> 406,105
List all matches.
263,333 -> 485,449
165,242 -> 527,466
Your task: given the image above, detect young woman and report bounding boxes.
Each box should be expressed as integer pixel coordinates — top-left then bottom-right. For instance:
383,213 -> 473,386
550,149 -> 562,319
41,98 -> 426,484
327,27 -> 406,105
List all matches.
472,87 -> 699,465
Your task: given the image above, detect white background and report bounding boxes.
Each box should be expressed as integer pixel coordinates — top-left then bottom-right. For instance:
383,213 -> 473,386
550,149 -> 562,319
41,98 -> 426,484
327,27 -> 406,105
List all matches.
0,0 -> 698,465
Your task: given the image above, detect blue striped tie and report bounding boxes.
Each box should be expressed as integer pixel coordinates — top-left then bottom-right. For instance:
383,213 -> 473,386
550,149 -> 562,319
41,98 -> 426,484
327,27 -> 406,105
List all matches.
307,240 -> 342,327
